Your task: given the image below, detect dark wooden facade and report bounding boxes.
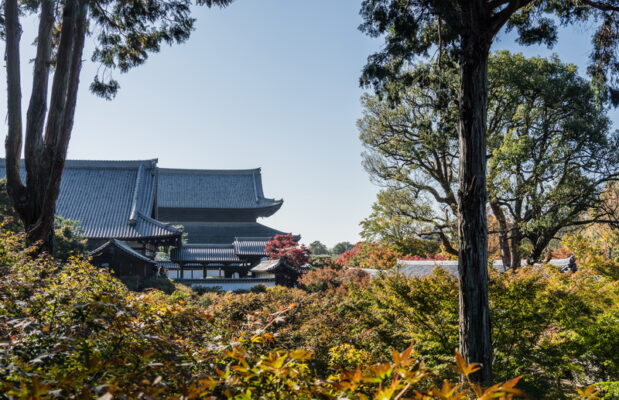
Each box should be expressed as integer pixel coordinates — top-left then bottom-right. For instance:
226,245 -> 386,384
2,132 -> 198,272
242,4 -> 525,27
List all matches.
90,240 -> 158,288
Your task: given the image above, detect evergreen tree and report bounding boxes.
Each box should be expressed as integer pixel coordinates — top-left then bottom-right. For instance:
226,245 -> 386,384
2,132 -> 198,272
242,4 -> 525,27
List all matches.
2,0 -> 233,255
360,0 -> 619,381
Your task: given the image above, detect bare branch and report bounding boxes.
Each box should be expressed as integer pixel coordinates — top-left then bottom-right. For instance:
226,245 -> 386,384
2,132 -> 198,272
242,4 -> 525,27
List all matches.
489,0 -> 535,37
579,0 -> 619,11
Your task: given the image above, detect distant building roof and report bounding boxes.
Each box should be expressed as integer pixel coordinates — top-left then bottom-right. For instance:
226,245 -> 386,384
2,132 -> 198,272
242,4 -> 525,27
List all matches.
89,239 -> 155,264
0,159 -> 296,247
391,258 -> 576,278
179,222 -> 288,244
171,244 -> 242,263
157,168 -> 283,216
233,237 -> 272,256
155,261 -> 180,269
251,259 -> 282,272
251,258 -> 310,274
396,260 -> 459,278
0,159 -> 181,240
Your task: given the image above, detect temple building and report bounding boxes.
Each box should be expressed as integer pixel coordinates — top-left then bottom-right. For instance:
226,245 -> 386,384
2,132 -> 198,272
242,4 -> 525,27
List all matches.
0,159 -> 300,290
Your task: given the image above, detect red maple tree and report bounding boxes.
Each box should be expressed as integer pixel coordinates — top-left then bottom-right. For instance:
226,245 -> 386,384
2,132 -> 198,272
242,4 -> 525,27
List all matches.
265,234 -> 310,268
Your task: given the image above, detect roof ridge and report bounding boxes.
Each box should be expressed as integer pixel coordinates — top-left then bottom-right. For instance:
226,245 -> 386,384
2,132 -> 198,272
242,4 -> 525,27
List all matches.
181,243 -> 235,248
158,167 -> 262,176
0,158 -> 157,167
137,212 -> 182,234
89,239 -> 155,264
0,158 -> 159,170
128,163 -> 145,225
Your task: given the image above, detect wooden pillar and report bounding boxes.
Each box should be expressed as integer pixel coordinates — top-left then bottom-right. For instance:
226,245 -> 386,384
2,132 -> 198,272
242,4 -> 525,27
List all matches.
180,263 -> 184,280
203,264 -> 207,279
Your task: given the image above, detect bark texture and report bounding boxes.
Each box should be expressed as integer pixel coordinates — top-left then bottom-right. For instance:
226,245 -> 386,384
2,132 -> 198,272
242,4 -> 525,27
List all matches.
457,0 -> 493,383
4,0 -> 88,255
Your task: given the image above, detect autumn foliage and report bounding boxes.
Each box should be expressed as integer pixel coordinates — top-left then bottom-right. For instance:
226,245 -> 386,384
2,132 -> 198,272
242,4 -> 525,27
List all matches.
265,234 -> 310,268
0,223 -> 615,398
334,241 -> 401,269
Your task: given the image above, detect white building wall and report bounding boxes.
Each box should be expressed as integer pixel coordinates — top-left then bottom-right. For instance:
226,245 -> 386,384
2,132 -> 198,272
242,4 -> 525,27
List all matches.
189,280 -> 275,291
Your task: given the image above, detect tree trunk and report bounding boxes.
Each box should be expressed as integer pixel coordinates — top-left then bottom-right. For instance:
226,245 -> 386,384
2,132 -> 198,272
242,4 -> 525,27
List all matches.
4,0 -> 88,256
457,3 -> 493,383
490,202 -> 511,271
4,0 -> 26,214
509,227 -> 522,270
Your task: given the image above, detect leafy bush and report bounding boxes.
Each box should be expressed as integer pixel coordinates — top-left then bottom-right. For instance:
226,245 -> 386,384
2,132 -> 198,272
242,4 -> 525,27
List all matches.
0,180 -> 86,262
299,267 -> 369,292
249,284 -> 268,293
336,241 -> 403,269
309,254 -> 340,270
0,251 -> 531,399
52,216 -> 87,262
142,277 -> 179,294
192,285 -> 224,295
0,226 -> 613,399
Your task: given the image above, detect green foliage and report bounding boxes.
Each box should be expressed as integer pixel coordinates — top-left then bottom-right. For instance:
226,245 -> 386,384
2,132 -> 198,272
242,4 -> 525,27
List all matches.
203,266 -> 618,399
0,225 -> 614,399
299,267 -> 370,293
0,180 -> 87,262
596,382 -> 619,399
359,0 -> 619,105
359,51 -> 619,263
332,241 -> 354,255
0,179 -> 23,233
360,189 -> 446,256
140,277 -> 179,294
52,216 -> 87,263
309,254 -> 340,270
309,240 -> 330,255
343,241 -> 404,270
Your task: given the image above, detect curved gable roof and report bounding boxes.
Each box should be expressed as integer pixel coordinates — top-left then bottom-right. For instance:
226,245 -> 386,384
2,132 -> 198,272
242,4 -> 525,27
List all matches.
0,159 -> 180,240
157,168 -> 283,212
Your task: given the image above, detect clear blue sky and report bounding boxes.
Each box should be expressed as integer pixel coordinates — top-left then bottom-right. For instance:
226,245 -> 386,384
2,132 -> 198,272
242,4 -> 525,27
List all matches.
1,1 -> 617,247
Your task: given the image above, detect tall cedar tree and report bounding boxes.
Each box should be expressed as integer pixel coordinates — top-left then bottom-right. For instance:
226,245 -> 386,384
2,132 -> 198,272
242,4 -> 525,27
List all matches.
2,0 -> 233,255
359,0 -> 619,382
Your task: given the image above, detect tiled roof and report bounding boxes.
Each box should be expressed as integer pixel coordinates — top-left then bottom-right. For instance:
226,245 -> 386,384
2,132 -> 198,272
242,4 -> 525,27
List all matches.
233,237 -> 271,256
171,244 -> 242,263
89,239 -> 155,264
155,261 -> 180,269
157,168 -> 283,212
396,260 -> 459,278
251,259 -> 310,273
0,159 -> 181,240
251,259 -> 281,272
179,222 -> 287,244
394,258 -> 575,278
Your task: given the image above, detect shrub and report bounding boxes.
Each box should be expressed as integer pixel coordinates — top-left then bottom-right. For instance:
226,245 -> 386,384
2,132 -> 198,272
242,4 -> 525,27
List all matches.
142,276 -> 178,294
192,285 -> 224,295
309,254 -> 340,270
249,284 -> 268,293
299,267 -> 370,292
336,241 -> 403,269
52,216 -> 87,262
0,224 -> 613,399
